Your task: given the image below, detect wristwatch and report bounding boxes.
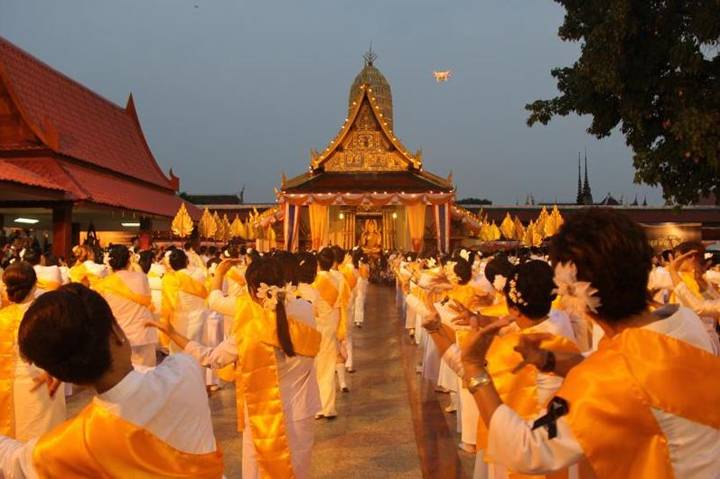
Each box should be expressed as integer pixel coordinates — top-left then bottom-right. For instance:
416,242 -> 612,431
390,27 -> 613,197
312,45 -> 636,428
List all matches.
464,369 -> 492,394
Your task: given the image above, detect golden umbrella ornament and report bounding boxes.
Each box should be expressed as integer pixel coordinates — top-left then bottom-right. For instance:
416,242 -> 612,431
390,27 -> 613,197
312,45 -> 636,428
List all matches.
513,216 -> 525,241
230,215 -> 244,238
222,214 -> 232,242
212,212 -> 224,241
198,208 -> 217,239
500,213 -> 516,240
489,221 -> 501,241
171,203 -> 194,238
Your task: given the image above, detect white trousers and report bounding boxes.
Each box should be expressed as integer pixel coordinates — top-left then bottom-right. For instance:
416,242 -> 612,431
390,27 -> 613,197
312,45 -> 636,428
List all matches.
315,335 -> 338,416
458,377 -> 479,445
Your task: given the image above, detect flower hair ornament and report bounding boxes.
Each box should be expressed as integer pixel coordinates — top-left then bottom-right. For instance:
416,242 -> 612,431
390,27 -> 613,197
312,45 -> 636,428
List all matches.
459,249 -> 470,262
507,274 -> 528,307
493,274 -> 507,293
553,262 -> 602,315
255,282 -> 295,310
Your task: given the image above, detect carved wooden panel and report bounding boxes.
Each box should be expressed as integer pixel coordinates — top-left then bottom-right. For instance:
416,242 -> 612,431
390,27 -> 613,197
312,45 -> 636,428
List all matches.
324,100 -> 407,172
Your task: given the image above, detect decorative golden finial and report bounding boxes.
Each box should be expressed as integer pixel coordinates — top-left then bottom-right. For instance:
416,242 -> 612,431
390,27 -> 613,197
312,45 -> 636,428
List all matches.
281,171 -> 287,187
363,43 -> 377,66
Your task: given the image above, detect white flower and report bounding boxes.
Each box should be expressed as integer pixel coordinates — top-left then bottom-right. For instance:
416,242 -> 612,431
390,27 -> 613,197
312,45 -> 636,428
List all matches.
426,258 -> 437,268
493,274 -> 507,292
459,249 -> 470,262
553,262 -> 602,315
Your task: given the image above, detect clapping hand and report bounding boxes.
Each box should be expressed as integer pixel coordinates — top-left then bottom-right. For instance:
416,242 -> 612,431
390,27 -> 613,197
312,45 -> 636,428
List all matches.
511,333 -> 554,373
460,316 -> 512,368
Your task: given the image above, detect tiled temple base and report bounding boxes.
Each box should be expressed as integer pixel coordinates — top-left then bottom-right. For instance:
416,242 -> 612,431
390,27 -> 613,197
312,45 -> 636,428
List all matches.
67,285 -> 474,478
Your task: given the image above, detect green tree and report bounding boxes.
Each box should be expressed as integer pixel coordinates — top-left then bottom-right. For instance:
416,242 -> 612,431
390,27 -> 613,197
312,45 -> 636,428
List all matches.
527,1 -> 720,205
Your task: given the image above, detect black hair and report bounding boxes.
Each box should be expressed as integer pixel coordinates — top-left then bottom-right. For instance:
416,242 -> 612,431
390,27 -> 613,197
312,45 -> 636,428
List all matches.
108,244 -> 131,271
331,245 -> 345,265
43,252 -> 58,267
296,252 -> 317,284
453,258 -> 472,285
352,249 -> 367,269
504,260 -> 556,319
19,284 -> 115,384
550,209 -> 653,322
22,248 -> 41,266
245,257 -> 295,357
275,251 -> 299,286
169,249 -> 189,271
317,247 -> 335,271
3,261 -> 37,303
138,250 -> 154,274
674,241 -> 705,257
484,254 -> 514,284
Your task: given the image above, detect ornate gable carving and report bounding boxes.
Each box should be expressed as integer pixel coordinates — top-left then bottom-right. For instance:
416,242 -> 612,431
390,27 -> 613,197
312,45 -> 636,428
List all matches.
324,98 -> 407,172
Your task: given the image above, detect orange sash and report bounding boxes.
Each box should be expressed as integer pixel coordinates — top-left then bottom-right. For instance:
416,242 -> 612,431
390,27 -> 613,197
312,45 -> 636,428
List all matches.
340,263 -> 358,290
32,402 -> 224,479
0,303 -> 24,437
94,273 -> 153,310
313,272 -> 347,340
35,278 -> 60,292
232,299 -> 320,478
557,328 -> 720,479
226,267 -> 246,287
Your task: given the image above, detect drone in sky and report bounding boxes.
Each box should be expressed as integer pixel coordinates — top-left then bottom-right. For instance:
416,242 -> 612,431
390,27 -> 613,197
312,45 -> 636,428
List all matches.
433,70 -> 452,83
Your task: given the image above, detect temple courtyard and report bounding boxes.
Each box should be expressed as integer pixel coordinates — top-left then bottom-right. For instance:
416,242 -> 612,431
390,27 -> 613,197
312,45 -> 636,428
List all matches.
67,285 -> 474,479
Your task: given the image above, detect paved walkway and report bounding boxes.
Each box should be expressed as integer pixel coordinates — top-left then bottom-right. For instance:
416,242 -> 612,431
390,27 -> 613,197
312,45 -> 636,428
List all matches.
68,284 -> 473,478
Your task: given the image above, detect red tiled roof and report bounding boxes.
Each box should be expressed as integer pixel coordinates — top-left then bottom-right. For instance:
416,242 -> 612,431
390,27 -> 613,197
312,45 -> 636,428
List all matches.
0,35 -> 173,189
0,157 -> 199,219
0,160 -> 68,192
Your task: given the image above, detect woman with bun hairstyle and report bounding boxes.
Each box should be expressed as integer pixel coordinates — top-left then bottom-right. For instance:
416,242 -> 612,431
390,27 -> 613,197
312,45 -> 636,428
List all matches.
161,249 -> 209,354
152,256 -> 321,478
94,245 -> 158,367
0,262 -> 65,441
459,209 -> 720,479
68,244 -> 108,286
0,284 -> 223,477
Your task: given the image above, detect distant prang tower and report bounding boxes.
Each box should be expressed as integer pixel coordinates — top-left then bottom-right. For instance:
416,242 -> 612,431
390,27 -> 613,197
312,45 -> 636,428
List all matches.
576,150 -> 594,205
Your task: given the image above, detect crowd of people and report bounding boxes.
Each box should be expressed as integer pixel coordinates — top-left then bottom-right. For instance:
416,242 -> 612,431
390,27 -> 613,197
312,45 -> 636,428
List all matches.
0,236 -> 368,478
0,208 -> 718,478
396,209 -> 719,478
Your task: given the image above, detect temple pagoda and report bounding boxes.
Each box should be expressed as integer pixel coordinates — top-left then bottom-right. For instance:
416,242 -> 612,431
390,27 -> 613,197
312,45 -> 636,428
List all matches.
279,49 -> 455,253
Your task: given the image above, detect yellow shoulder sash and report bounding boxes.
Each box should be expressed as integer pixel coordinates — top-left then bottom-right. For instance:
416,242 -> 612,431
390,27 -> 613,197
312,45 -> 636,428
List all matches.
557,328 -> 720,479
94,273 -> 153,310
313,273 -> 339,307
32,402 -> 224,479
232,300 -> 320,478
35,278 -> 60,292
0,304 -> 23,437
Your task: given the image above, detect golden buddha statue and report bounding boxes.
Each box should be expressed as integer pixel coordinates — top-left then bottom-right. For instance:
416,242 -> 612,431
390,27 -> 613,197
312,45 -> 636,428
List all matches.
359,219 -> 382,256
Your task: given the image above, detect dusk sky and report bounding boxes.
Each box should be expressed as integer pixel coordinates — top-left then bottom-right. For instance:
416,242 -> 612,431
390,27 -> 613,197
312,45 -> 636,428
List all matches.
0,0 -> 664,205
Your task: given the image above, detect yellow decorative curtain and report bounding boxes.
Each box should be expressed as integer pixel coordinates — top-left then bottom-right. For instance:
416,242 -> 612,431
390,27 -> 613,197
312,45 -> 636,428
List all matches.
406,203 -> 426,253
309,204 -> 329,250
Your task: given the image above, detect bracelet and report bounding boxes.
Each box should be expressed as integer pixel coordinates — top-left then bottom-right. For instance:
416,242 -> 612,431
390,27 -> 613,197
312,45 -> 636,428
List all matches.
540,351 -> 556,373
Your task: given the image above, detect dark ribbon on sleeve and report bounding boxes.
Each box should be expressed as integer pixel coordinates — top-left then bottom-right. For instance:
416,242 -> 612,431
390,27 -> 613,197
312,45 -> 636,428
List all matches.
531,396 -> 569,439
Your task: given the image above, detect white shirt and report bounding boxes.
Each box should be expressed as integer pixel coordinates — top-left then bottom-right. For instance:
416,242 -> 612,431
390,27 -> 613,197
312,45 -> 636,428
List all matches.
0,354 -> 217,479
100,270 -> 157,346
31,265 -> 63,297
486,307 -> 720,478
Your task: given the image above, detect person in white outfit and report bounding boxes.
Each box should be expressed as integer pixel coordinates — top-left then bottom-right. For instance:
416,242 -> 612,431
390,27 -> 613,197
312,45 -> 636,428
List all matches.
154,256 -> 321,479
458,210 -> 720,479
95,245 -> 158,367
0,283 -> 223,478
0,262 -> 65,442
